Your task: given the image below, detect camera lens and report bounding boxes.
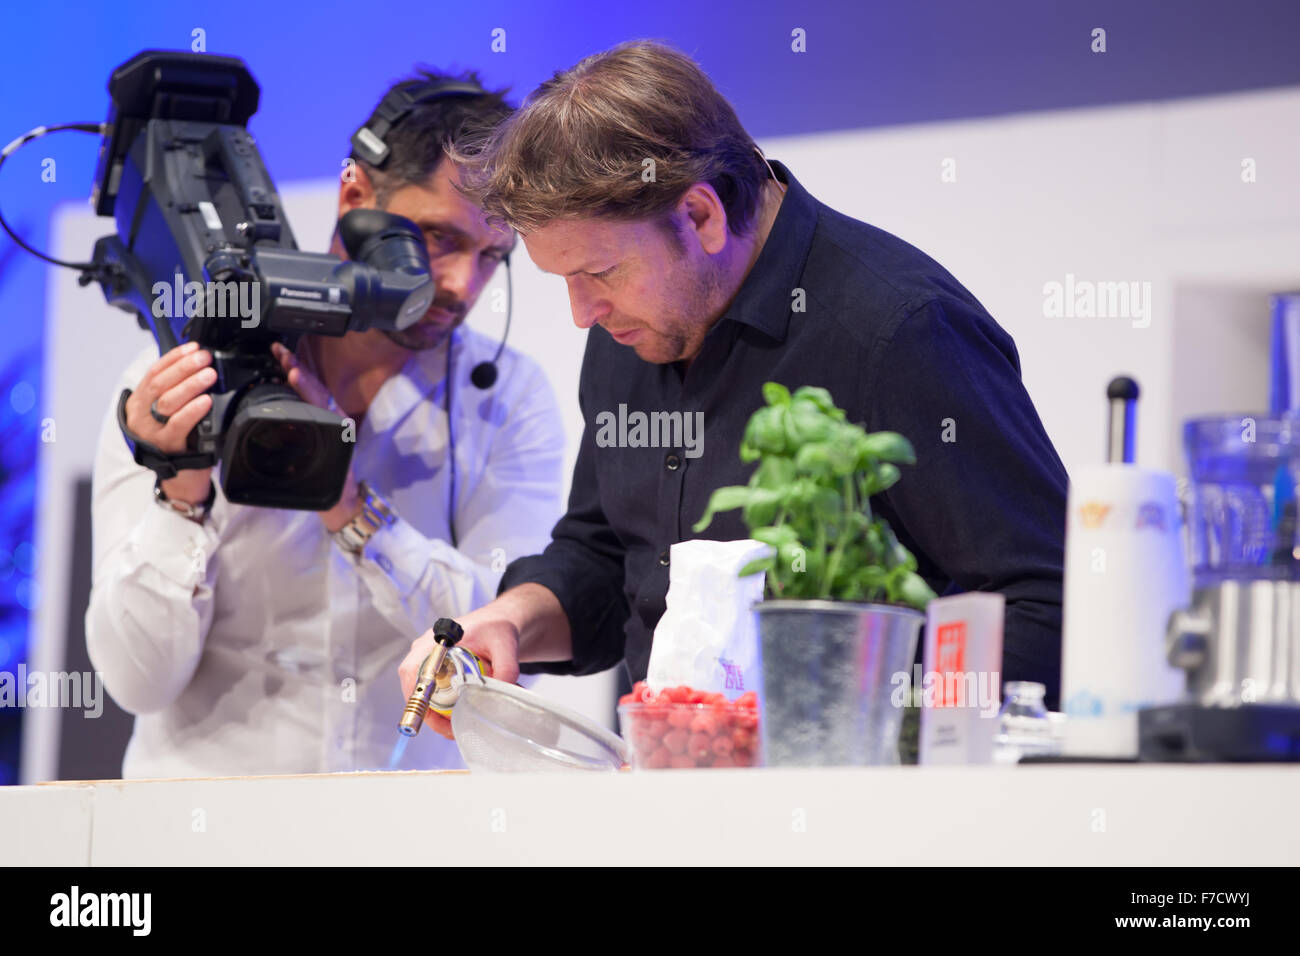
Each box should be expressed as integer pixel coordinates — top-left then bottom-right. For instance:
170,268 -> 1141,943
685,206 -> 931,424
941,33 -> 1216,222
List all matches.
239,418 -> 322,481
221,383 -> 354,509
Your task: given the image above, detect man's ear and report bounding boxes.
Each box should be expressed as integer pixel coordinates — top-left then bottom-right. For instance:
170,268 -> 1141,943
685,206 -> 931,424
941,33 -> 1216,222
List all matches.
678,182 -> 728,255
338,159 -> 379,217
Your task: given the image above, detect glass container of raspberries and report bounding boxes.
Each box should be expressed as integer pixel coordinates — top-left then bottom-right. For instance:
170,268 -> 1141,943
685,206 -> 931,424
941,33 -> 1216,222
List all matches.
617,682 -> 760,769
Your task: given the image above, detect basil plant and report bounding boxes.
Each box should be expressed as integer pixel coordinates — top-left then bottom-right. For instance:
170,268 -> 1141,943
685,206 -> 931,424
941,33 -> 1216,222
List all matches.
693,382 -> 936,610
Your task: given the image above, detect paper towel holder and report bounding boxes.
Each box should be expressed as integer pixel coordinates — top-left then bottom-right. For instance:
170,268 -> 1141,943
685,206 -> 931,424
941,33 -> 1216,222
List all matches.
1106,375 -> 1139,465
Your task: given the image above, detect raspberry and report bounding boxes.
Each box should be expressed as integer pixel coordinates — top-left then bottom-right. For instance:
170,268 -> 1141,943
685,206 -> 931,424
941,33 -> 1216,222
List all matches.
662,728 -> 689,755
689,711 -> 721,737
666,708 -> 695,730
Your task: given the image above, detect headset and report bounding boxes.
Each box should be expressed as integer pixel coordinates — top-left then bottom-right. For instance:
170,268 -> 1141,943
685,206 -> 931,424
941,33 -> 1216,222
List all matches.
352,78 -> 515,547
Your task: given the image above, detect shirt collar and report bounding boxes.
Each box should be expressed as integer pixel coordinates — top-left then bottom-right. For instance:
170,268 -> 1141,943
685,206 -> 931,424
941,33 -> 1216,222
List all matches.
716,160 -> 818,344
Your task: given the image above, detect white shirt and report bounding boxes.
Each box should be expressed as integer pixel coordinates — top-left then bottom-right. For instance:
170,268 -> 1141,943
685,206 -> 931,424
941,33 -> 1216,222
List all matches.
85,328 -> 565,778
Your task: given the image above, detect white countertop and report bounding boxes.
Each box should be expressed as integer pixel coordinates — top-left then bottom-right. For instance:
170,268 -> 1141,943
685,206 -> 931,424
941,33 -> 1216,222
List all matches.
4,765 -> 1298,865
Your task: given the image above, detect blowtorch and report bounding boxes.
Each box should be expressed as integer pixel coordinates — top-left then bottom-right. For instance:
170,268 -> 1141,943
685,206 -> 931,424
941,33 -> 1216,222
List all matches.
398,617 -> 480,737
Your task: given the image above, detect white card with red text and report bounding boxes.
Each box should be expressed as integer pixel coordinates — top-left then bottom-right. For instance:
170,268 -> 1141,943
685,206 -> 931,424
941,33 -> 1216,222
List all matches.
917,592 -> 1005,765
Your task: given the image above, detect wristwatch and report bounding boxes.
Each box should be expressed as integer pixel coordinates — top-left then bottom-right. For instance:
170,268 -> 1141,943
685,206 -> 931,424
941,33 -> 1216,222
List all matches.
154,476 -> 216,522
332,481 -> 398,555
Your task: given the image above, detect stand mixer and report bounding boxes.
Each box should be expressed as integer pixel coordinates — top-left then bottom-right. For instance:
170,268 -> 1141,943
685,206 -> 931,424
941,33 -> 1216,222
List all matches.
1140,293 -> 1300,760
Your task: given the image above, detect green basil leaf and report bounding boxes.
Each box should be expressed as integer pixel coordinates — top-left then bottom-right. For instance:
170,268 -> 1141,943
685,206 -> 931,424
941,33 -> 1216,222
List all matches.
744,406 -> 789,456
895,571 -> 937,610
791,386 -> 842,419
788,399 -> 836,444
762,381 -> 792,407
738,555 -> 776,579
858,431 -> 916,465
743,492 -> 781,528
877,463 -> 902,492
751,456 -> 797,489
693,485 -> 762,532
751,524 -> 801,548
794,443 -> 835,477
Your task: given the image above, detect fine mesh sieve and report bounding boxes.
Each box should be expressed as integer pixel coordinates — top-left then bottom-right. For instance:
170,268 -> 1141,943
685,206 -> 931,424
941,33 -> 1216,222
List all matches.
450,676 -> 628,772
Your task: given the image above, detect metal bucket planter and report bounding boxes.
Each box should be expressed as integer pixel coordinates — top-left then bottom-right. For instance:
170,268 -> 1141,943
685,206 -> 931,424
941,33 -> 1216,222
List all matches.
755,600 -> 924,767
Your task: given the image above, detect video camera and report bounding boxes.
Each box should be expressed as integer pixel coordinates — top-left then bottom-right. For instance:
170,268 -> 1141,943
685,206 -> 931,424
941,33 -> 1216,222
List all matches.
86,50 -> 434,509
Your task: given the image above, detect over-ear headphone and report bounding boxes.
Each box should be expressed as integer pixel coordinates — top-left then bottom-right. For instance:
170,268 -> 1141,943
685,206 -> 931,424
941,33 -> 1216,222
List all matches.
351,79 -> 488,169
350,77 -> 513,392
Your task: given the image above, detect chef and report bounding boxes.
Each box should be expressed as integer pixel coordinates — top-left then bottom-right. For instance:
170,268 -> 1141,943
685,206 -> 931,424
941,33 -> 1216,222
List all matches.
400,40 -> 1069,732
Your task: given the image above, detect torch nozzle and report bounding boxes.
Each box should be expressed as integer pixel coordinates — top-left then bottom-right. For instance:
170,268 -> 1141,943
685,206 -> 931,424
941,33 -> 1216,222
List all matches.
397,617 -> 465,737
398,645 -> 448,737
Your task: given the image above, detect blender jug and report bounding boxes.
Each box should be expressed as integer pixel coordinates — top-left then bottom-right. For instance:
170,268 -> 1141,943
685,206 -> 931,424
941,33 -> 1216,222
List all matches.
1173,415 -> 1300,706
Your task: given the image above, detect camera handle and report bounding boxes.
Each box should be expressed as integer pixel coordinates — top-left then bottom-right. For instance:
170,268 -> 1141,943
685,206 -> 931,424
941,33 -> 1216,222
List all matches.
116,388 -> 216,479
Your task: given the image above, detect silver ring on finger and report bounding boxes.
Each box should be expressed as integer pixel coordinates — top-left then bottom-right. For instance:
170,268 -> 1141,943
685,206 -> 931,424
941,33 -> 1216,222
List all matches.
149,400 -> 170,426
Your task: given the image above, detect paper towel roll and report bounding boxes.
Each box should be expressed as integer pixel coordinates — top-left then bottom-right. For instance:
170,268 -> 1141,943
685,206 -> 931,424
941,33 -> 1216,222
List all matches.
1061,464 -> 1190,757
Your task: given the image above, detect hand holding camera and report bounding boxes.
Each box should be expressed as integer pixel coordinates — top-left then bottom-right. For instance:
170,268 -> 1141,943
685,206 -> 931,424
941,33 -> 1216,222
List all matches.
123,341 -> 216,506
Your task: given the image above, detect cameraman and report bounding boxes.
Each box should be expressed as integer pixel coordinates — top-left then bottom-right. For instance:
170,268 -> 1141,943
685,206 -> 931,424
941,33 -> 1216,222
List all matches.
85,69 -> 564,778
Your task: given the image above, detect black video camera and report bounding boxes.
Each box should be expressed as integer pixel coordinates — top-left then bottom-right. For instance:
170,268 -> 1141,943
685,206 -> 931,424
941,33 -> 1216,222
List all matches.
87,50 -> 434,509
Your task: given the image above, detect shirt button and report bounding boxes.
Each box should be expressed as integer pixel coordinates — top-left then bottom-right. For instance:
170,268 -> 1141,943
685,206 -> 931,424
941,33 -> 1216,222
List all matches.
658,549 -> 670,567
665,453 -> 681,471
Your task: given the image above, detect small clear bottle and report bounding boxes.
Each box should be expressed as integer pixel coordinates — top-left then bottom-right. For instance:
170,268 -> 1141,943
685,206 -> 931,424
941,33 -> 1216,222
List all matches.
993,681 -> 1060,764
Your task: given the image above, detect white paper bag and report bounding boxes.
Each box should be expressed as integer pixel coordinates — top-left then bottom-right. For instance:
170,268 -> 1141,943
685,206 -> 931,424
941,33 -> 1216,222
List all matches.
646,539 -> 770,698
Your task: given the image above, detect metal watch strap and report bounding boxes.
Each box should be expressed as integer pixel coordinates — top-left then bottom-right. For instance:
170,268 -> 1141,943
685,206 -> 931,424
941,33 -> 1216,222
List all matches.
333,481 -> 397,554
154,475 -> 216,521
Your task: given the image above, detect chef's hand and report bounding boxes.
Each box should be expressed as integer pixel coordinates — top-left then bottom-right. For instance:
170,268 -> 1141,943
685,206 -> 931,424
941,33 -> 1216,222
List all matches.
271,341 -> 362,533
399,606 -> 522,740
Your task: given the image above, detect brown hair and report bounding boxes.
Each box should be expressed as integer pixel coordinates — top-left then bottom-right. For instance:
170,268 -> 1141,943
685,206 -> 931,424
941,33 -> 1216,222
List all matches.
449,41 -> 770,236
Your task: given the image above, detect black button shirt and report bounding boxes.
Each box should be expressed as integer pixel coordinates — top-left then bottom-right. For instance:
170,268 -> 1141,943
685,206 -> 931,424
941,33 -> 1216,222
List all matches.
502,161 -> 1069,708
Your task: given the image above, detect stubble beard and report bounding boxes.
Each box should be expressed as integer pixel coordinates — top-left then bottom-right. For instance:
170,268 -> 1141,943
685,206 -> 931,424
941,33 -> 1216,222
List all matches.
380,302 -> 466,352
647,256 -> 722,364
381,323 -> 453,352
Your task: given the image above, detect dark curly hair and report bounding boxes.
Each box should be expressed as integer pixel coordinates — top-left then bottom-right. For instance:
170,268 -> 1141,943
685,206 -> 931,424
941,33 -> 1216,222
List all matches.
350,67 -> 513,207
